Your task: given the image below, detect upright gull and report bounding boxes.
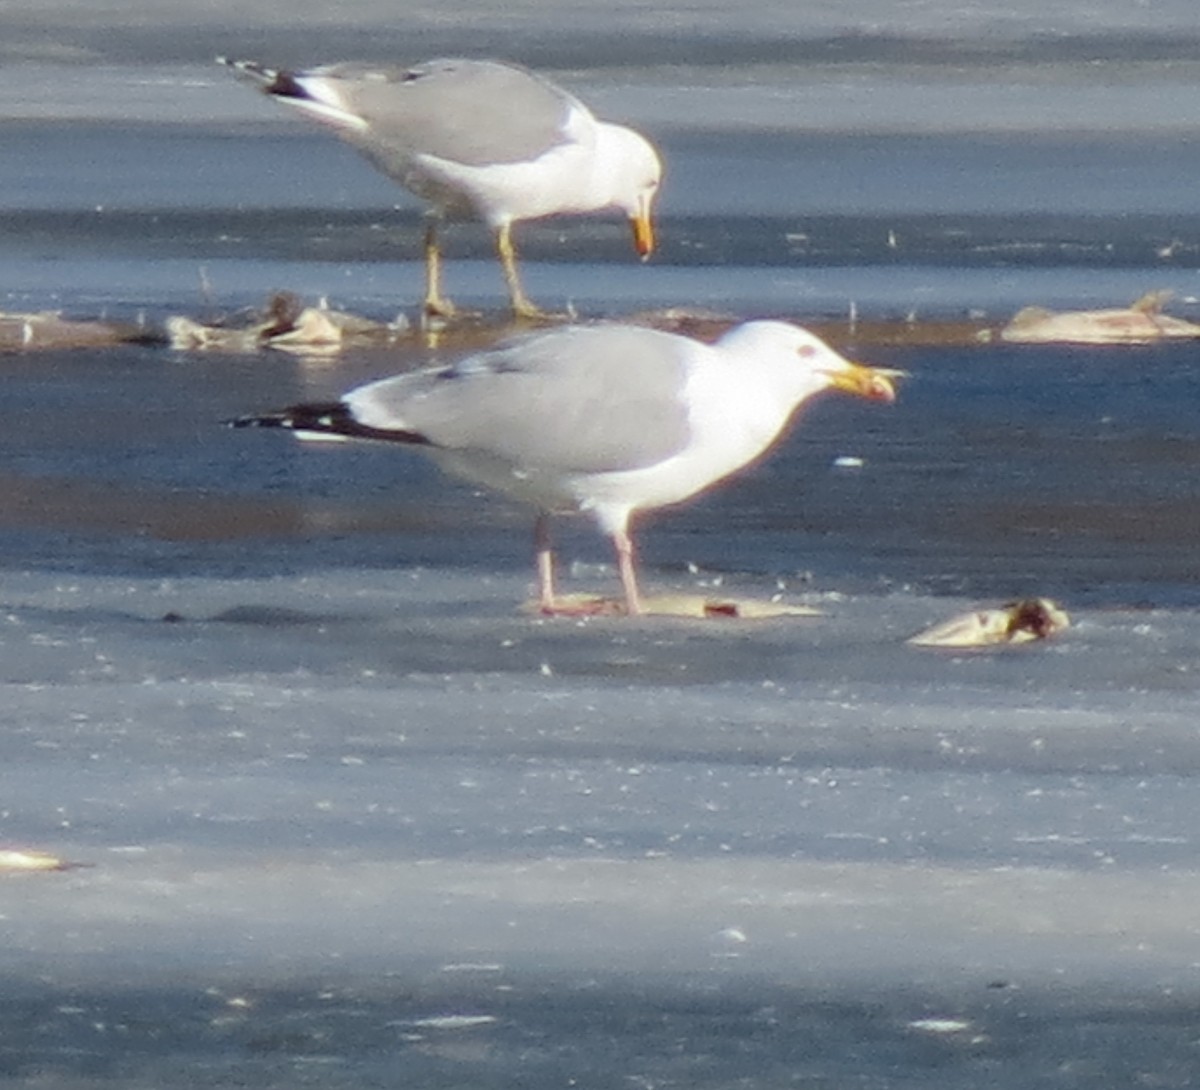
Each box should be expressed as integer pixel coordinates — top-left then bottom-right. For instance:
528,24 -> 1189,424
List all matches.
229,321 -> 898,615
219,57 -> 662,320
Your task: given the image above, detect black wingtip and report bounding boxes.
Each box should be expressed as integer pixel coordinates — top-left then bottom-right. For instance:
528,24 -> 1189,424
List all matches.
217,57 -> 310,101
216,56 -> 273,81
224,402 -> 348,431
224,412 -> 284,429
224,403 -> 433,445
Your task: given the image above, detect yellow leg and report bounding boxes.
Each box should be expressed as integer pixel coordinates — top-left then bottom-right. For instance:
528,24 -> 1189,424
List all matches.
422,220 -> 456,319
497,223 -> 547,320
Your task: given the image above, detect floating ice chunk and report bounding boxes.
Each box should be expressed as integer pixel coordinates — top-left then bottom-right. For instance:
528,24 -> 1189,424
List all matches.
908,1018 -> 972,1034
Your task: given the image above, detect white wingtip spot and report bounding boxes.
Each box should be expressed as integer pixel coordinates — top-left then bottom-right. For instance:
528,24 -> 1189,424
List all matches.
283,82 -> 371,132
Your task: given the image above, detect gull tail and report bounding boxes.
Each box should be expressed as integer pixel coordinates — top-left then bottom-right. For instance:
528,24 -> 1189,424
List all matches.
225,403 -> 430,445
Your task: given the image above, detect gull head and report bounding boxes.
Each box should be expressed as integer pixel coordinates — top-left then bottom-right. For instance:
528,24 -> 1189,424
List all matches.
595,124 -> 663,259
716,321 -> 901,404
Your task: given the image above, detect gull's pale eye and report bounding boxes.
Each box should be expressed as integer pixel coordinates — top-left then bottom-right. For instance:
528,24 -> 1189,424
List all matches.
797,344 -> 817,358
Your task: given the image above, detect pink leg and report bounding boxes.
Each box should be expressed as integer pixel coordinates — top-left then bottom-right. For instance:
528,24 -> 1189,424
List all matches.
534,513 -> 557,612
613,528 -> 643,616
532,515 -> 641,618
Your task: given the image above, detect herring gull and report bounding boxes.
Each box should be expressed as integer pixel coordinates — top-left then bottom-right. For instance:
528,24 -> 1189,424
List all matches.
229,320 -> 898,615
219,56 -> 662,320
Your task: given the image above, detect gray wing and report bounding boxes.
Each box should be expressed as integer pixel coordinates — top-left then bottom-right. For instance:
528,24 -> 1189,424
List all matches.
344,326 -> 695,474
315,58 -> 582,167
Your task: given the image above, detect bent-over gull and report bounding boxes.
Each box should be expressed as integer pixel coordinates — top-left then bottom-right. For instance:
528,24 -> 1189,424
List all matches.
229,321 -> 898,615
219,57 -> 662,320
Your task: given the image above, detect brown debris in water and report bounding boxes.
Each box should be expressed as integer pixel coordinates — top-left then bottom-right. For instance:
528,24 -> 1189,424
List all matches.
522,591 -> 822,620
908,597 -> 1070,648
166,291 -> 411,354
3,295 -> 1007,355
626,307 -> 996,348
1001,290 -> 1200,345
0,848 -> 86,873
0,310 -> 155,352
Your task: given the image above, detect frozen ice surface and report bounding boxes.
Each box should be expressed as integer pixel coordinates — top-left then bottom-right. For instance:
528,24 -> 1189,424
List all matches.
4,566 -> 1200,1083
3,565 -> 1200,966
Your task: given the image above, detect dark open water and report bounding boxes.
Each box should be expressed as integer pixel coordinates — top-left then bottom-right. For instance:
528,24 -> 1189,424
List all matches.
3,329 -> 1200,610
4,975 -> 1198,1088
3,120 -> 1200,607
